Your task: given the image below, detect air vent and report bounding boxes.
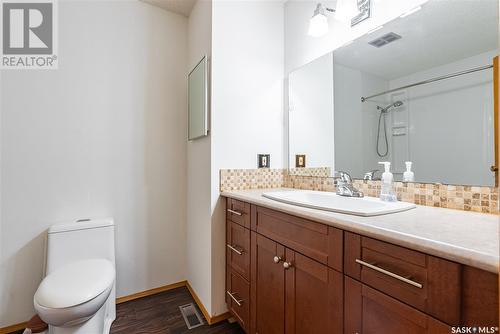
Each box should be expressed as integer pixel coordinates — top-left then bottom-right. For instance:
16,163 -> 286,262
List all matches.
368,32 -> 402,48
179,303 -> 204,329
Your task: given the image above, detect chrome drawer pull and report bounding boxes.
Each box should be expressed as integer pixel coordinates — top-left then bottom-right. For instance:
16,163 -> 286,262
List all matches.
226,244 -> 243,255
227,209 -> 243,216
226,291 -> 244,307
355,259 -> 423,289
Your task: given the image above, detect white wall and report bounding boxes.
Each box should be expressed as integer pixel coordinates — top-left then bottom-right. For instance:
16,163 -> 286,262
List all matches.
289,53 -> 334,169
210,0 -> 284,315
285,0 -> 428,73
388,51 -> 496,185
0,1 -> 187,327
186,0 -> 213,316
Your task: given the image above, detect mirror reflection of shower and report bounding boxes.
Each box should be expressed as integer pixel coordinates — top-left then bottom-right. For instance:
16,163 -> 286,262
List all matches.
376,101 -> 404,157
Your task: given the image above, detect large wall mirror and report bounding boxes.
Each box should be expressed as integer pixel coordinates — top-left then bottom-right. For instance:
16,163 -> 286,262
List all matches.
288,0 -> 499,186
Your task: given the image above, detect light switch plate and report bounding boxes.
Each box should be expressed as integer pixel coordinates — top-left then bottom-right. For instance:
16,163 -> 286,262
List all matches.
258,154 -> 270,168
295,154 -> 306,168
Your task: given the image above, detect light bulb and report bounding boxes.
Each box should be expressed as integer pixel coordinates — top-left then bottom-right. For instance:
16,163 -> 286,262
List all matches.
308,13 -> 329,37
335,0 -> 359,23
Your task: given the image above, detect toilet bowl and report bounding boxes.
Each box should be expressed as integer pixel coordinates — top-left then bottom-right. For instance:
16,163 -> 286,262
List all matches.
34,259 -> 115,327
34,219 -> 116,334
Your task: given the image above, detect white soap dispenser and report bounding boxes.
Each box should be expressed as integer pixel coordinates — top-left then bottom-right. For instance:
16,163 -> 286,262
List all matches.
403,161 -> 415,182
378,161 -> 397,202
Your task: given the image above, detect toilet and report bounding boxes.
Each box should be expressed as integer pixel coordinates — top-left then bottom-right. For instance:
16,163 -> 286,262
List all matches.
33,219 -> 116,334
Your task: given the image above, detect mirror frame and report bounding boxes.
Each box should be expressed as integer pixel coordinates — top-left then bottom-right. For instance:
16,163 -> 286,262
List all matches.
188,55 -> 209,141
494,56 -> 499,186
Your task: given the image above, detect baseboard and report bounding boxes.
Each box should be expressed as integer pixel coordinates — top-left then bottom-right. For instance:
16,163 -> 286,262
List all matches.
0,322 -> 28,334
185,281 -> 231,325
115,280 -> 187,304
0,280 -> 229,334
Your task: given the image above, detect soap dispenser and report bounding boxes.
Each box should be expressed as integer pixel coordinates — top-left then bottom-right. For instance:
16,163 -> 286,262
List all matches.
403,161 -> 415,182
378,161 -> 397,202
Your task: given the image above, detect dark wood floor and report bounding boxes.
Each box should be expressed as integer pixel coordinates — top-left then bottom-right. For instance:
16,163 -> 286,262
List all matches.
111,287 -> 244,334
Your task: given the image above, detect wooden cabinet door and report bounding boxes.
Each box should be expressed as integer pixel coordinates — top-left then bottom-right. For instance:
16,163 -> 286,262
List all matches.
251,232 -> 285,334
285,249 -> 343,334
344,276 -> 451,334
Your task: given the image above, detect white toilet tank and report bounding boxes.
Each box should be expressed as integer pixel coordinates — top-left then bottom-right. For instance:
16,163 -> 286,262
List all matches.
45,218 -> 115,275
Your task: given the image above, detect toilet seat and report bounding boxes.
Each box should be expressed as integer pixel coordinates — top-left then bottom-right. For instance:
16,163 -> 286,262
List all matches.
34,259 -> 115,327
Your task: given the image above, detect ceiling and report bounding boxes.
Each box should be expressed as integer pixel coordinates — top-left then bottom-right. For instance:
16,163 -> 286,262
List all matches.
141,0 -> 197,17
333,0 -> 499,80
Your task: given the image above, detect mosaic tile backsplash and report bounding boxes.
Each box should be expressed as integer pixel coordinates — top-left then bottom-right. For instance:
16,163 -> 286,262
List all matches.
220,169 -> 499,214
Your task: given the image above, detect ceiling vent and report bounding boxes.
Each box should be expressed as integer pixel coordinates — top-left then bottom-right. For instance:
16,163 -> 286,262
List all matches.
368,32 -> 402,48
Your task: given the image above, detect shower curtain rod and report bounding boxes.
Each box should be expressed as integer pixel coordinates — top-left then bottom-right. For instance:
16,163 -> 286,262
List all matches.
360,64 -> 493,102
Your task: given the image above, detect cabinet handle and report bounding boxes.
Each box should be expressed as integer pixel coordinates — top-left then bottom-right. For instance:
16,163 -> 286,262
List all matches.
227,209 -> 243,216
273,256 -> 282,264
226,244 -> 243,255
283,261 -> 293,269
226,291 -> 244,307
355,259 -> 423,289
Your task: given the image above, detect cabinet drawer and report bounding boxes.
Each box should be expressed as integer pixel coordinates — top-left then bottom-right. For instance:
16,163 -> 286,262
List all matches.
344,232 -> 461,325
226,220 -> 250,280
344,276 -> 452,334
252,206 -> 343,271
226,198 -> 251,228
226,268 -> 250,332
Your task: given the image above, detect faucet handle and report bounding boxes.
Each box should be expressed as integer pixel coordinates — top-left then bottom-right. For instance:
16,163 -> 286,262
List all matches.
364,169 -> 379,180
334,171 -> 352,183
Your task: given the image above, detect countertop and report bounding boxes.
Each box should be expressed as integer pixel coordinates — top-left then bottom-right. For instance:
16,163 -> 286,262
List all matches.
221,188 -> 499,273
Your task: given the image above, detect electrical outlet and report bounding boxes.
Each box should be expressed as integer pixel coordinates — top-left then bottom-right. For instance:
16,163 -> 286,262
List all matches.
257,154 -> 270,168
295,154 -> 306,168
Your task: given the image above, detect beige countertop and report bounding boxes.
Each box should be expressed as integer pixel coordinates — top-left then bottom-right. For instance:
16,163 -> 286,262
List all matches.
221,188 -> 499,273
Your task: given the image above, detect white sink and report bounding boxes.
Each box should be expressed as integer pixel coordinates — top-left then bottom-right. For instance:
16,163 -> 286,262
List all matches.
262,190 -> 416,216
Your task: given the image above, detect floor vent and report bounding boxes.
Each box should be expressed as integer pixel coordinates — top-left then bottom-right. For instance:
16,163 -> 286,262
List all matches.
179,303 -> 204,329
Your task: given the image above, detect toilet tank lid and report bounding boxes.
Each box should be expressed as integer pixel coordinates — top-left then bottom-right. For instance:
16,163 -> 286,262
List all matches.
48,218 -> 114,234
34,259 -> 115,309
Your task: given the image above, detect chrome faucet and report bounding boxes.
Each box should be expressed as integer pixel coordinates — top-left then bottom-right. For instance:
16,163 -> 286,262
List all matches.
363,169 -> 379,181
334,171 -> 364,198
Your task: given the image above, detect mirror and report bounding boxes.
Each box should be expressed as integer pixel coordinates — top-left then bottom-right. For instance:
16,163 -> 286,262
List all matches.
288,0 -> 498,186
188,56 -> 208,140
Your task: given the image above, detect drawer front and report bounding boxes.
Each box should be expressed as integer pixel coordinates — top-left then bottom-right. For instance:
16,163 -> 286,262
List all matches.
226,268 -> 250,332
226,198 -> 251,228
252,206 -> 343,271
226,220 -> 250,280
344,276 -> 452,334
344,232 -> 461,325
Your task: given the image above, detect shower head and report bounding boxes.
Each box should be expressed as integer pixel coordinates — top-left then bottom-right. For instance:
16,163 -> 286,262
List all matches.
377,101 -> 404,113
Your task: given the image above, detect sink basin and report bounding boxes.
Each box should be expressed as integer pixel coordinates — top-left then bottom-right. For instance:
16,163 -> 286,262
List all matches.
262,190 -> 416,216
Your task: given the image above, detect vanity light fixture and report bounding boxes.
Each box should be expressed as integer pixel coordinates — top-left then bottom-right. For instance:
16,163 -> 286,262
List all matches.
335,0 -> 358,22
336,0 -> 371,27
308,3 -> 335,37
400,5 -> 422,18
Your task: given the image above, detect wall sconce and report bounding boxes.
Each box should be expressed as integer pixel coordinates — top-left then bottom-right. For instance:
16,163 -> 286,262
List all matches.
308,0 -> 371,37
308,3 -> 335,37
336,0 -> 371,27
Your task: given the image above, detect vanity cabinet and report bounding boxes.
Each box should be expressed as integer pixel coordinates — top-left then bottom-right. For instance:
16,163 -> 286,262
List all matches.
224,198 -> 499,333
250,232 -> 343,334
